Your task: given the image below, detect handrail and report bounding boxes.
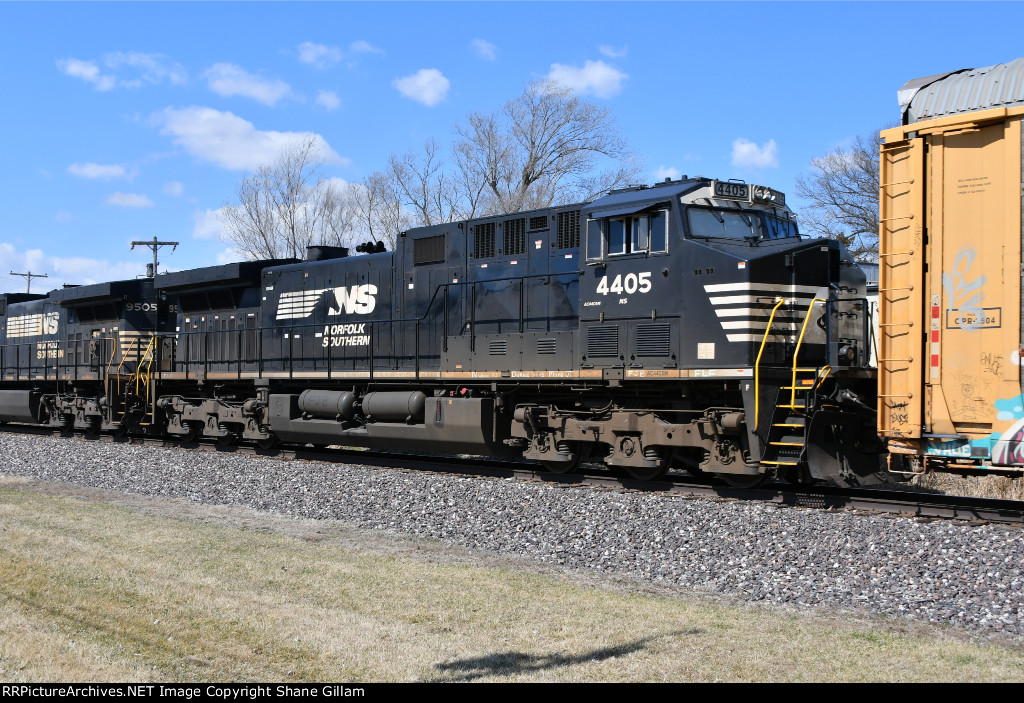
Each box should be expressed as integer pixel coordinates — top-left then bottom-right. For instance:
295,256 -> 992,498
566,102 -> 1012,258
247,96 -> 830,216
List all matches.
136,336 -> 157,398
788,298 -> 826,411
154,270 -> 584,378
753,297 -> 786,430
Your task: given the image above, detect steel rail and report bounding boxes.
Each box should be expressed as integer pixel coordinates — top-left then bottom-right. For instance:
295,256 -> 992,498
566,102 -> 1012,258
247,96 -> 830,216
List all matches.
2,423 -> 1022,526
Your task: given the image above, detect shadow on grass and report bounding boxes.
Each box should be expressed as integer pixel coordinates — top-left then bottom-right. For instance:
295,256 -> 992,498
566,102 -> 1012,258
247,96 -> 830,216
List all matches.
430,629 -> 700,682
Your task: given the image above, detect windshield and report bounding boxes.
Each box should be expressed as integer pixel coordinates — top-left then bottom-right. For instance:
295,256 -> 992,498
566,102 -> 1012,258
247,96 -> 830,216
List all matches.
764,213 -> 799,240
687,207 -> 799,241
688,207 -> 761,240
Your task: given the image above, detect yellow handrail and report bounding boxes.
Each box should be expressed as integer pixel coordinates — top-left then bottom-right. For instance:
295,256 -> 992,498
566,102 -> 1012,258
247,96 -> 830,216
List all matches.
754,297 -> 786,429
135,336 -> 157,399
788,298 -> 826,411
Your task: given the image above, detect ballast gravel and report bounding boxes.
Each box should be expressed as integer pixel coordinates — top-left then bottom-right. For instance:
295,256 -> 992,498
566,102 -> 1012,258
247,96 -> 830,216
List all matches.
2,433 -> 1022,642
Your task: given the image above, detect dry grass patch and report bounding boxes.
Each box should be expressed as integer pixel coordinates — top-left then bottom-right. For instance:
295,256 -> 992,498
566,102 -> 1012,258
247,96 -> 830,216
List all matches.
1,479 -> 1023,682
910,473 -> 1024,501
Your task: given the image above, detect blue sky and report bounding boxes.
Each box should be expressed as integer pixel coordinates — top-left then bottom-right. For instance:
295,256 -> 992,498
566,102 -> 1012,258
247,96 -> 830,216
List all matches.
1,1 -> 1020,291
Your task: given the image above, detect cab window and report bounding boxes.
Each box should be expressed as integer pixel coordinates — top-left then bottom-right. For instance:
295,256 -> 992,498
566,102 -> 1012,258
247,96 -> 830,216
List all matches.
587,209 -> 669,261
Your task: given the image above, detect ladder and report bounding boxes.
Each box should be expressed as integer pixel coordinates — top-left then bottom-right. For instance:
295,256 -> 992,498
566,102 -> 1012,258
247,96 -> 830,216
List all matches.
753,297 -> 828,469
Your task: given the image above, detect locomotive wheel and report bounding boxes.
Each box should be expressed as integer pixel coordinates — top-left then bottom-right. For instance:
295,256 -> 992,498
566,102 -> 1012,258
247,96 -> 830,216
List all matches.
717,472 -> 768,489
540,441 -> 586,474
216,432 -> 238,448
112,422 -> 130,438
181,422 -> 202,443
256,435 -> 281,451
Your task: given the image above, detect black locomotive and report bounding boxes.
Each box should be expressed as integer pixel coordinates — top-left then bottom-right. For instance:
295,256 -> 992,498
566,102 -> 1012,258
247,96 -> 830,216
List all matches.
0,176 -> 883,486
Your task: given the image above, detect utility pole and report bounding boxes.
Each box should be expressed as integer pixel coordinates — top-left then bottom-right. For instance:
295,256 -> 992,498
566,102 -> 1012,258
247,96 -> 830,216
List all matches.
131,237 -> 179,278
9,271 -> 48,294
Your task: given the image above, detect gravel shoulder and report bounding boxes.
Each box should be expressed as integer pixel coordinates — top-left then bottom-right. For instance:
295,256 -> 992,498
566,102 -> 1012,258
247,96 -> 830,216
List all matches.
1,432 -> 1022,646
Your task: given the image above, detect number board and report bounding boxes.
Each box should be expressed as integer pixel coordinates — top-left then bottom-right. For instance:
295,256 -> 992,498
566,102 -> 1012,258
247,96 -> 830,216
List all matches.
712,181 -> 749,200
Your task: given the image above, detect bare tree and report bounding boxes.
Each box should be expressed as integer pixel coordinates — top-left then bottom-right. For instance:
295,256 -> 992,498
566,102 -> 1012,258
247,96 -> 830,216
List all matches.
456,81 -> 640,214
221,136 -> 362,259
355,172 -> 412,251
225,82 -> 641,258
794,130 -> 887,261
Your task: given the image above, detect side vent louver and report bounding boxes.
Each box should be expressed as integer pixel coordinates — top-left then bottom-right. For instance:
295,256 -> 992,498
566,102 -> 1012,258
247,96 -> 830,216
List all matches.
413,234 -> 446,265
528,215 -> 549,232
504,218 -> 526,256
488,340 -> 507,355
636,324 -> 671,357
587,326 -> 619,357
537,338 -> 556,355
556,210 -> 580,249
474,222 -> 496,259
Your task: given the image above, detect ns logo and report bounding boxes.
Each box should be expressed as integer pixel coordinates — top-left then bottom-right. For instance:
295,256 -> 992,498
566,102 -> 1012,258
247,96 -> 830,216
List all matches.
42,312 -> 60,335
275,284 -> 379,321
328,284 -> 378,315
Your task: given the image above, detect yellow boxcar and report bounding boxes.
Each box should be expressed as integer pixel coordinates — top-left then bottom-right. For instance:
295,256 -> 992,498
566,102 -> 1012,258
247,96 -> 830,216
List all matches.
880,59 -> 1024,472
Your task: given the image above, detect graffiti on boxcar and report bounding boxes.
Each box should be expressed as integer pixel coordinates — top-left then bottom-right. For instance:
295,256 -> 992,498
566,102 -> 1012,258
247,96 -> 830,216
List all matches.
981,352 -> 1004,378
942,244 -> 987,330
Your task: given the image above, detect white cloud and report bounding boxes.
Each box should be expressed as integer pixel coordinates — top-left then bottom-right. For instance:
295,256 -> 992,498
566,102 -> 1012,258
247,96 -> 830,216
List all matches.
153,106 -> 345,171
55,210 -> 73,223
297,41 -> 343,69
0,242 -> 142,289
192,208 -> 228,240
546,60 -> 627,99
67,162 -> 134,180
654,166 -> 681,182
57,53 -> 187,91
598,45 -> 628,59
105,192 -> 154,208
731,138 -> 779,169
57,58 -> 116,91
297,40 -> 383,69
470,39 -> 497,61
393,68 -> 450,107
103,51 -> 187,87
203,63 -> 292,106
163,181 -> 185,197
316,90 -> 341,111
349,40 -> 384,55
216,246 -> 246,266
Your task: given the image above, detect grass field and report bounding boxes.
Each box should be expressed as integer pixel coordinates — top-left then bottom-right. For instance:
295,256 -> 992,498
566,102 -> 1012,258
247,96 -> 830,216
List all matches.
1,476 -> 1023,682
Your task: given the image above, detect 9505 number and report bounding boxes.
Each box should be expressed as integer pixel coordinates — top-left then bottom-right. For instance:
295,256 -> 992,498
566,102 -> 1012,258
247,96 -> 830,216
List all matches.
595,272 -> 652,296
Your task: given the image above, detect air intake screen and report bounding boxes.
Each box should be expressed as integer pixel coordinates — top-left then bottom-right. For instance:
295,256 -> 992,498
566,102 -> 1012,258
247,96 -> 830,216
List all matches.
474,222 -> 496,259
556,211 -> 580,249
504,218 -> 526,256
587,326 -> 619,357
636,324 -> 671,356
413,235 -> 446,265
488,340 -> 507,355
537,338 -> 556,355
528,215 -> 549,232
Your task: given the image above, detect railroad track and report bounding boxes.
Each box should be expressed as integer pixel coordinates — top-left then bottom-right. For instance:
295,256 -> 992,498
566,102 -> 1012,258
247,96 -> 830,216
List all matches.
3,423 -> 1023,526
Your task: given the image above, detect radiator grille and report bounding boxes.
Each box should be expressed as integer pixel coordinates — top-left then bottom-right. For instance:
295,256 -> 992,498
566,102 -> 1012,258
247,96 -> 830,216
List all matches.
413,234 -> 446,265
586,326 -> 619,357
528,215 -> 549,232
474,222 -> 496,259
636,324 -> 671,356
504,218 -> 526,256
488,340 -> 507,355
556,210 -> 580,249
537,338 -> 556,355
